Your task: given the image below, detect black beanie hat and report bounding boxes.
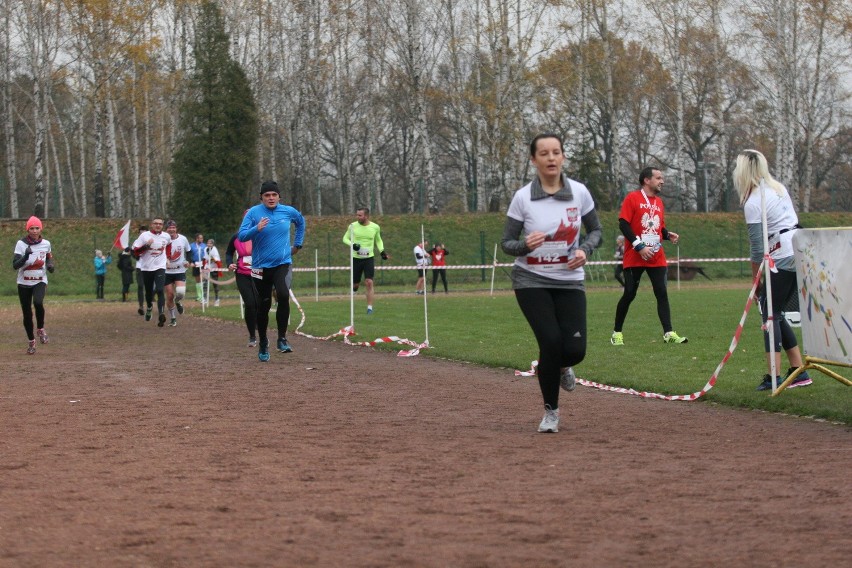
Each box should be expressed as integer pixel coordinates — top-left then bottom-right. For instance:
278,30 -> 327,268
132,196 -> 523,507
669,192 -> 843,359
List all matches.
260,180 -> 279,195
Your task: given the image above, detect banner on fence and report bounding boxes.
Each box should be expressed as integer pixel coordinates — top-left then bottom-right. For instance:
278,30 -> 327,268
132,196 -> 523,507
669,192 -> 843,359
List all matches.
793,228 -> 851,364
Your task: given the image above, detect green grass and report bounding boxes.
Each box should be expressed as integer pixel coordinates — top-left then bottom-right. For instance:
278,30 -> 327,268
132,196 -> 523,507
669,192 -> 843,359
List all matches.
206,285 -> 851,424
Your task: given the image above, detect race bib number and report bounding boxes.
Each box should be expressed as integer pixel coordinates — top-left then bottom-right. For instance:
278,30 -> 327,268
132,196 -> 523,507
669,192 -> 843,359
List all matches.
642,232 -> 661,253
242,255 -> 252,267
526,241 -> 572,270
251,268 -> 264,280
357,247 -> 372,257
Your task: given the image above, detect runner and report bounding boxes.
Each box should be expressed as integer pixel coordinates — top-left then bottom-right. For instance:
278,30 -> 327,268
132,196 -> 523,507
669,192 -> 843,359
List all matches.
12,216 -> 55,354
238,180 -> 306,361
226,230 -> 259,347
164,220 -> 192,327
342,207 -> 389,314
132,218 -> 171,327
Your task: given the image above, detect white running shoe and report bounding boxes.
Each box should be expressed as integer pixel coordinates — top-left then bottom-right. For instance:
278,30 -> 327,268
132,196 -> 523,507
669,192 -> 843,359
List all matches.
560,367 -> 576,392
538,406 -> 560,433
214,299 -> 220,307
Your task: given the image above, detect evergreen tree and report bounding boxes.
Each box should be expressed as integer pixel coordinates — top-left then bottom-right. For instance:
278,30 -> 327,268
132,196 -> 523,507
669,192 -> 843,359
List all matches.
170,1 -> 258,234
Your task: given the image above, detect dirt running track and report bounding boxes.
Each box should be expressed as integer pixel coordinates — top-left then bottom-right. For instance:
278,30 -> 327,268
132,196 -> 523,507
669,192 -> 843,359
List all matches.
1,301 -> 849,567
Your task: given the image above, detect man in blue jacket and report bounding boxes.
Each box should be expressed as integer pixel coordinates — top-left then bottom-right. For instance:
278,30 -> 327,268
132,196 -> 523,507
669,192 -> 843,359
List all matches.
239,180 -> 306,362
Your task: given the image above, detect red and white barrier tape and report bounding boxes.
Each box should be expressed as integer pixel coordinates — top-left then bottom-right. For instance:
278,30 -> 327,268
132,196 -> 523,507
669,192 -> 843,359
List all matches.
289,290 -> 428,357
291,257 -> 749,272
515,266 -> 765,400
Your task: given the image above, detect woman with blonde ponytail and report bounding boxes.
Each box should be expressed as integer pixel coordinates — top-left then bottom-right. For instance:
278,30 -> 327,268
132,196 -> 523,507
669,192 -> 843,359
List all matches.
732,149 -> 810,391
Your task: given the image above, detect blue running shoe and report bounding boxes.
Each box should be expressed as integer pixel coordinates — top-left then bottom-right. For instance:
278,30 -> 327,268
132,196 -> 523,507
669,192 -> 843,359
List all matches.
277,337 -> 292,353
258,338 -> 270,362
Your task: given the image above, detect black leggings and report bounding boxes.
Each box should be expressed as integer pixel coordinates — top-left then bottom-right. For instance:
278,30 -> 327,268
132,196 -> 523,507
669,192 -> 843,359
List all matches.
136,268 -> 144,307
236,273 -> 259,339
760,269 -> 799,353
142,269 -> 166,314
431,269 -> 447,292
613,266 -> 672,333
254,264 -> 291,341
515,288 -> 587,410
18,283 -> 46,341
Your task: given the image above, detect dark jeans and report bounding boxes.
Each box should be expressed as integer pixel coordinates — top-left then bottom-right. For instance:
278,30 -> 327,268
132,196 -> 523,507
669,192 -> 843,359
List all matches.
96,274 -> 106,299
431,269 -> 448,292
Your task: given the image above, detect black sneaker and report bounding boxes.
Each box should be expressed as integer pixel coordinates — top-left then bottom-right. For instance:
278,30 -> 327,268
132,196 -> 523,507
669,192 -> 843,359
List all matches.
145,307 -> 152,321
138,307 -> 144,316
756,374 -> 782,391
176,300 -> 184,315
157,313 -> 166,327
277,337 -> 293,353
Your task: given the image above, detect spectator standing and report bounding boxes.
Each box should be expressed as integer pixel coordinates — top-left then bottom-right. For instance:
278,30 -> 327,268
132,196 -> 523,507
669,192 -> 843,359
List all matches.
501,134 -> 602,433
732,149 -> 811,391
238,180 -> 306,361
93,249 -> 112,300
610,167 -> 687,346
413,240 -> 429,294
428,243 -> 449,293
117,247 -> 135,302
189,233 -> 207,303
342,207 -> 389,314
613,235 -> 625,287
135,224 -> 147,315
204,238 -> 222,307
12,216 -> 55,354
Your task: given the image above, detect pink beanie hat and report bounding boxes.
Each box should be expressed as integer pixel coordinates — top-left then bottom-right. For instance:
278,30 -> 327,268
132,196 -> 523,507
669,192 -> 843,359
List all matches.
26,216 -> 42,230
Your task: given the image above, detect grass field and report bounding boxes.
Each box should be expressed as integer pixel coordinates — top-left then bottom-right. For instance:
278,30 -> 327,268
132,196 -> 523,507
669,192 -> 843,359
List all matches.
202,284 -> 851,425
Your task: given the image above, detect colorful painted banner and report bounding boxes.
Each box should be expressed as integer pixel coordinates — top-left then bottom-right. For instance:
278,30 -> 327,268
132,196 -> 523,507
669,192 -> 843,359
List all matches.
793,228 -> 851,363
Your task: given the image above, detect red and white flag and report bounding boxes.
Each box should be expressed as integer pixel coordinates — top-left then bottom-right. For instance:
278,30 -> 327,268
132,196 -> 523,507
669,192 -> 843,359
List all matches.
113,220 -> 131,250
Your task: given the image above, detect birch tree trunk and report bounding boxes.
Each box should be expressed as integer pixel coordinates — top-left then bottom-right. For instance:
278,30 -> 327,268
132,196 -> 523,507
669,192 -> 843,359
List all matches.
2,4 -> 18,217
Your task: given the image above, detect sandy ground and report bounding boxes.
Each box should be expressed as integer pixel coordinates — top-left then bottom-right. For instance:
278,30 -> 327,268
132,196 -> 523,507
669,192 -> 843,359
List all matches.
1,300 -> 850,567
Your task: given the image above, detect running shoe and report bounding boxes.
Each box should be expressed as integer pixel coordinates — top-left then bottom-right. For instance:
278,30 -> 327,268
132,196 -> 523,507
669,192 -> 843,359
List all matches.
37,328 -> 49,344
538,405 -> 560,433
785,367 -> 813,389
168,318 -> 177,327
158,313 -> 166,327
176,301 -> 184,315
610,331 -> 624,346
756,374 -> 781,391
277,338 -> 293,353
367,307 -> 373,315
214,299 -> 220,307
248,337 -> 257,348
145,307 -> 152,321
137,307 -> 144,316
663,331 -> 688,344
560,367 -> 576,392
258,338 -> 270,362
27,340 -> 36,355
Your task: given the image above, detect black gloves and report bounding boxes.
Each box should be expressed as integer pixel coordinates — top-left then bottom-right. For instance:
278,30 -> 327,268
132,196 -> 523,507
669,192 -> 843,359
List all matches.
352,243 -> 361,251
380,251 -> 388,260
24,246 -> 32,257
46,260 -> 55,273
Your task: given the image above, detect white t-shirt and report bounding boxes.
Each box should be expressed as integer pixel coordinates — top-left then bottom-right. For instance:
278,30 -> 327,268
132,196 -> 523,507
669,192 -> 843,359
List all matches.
204,245 -> 221,268
132,230 -> 171,272
743,181 -> 799,261
506,179 -> 596,282
15,238 -> 52,286
413,245 -> 429,267
166,234 -> 192,274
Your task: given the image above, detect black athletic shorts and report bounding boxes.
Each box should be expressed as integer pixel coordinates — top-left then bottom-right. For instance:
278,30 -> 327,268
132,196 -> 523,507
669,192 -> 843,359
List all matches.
353,257 -> 375,283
